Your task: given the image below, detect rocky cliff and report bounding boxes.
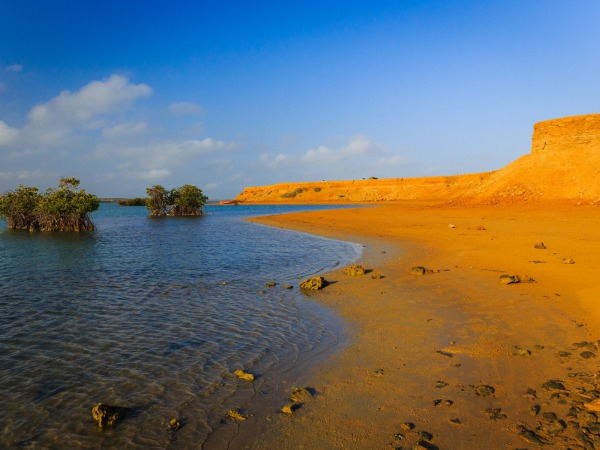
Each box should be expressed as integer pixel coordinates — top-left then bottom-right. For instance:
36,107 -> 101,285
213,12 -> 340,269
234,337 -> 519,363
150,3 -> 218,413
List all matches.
235,114 -> 600,204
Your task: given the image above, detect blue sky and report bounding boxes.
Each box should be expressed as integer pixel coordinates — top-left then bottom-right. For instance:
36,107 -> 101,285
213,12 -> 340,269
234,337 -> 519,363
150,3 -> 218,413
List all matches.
1,1 -> 599,199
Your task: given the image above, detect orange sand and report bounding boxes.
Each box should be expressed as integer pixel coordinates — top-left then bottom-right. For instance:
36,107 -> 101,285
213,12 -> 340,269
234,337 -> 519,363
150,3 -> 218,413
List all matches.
232,202 -> 600,449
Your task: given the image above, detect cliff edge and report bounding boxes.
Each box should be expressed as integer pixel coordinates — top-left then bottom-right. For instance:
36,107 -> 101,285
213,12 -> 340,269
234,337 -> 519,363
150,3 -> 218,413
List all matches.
235,114 -> 600,204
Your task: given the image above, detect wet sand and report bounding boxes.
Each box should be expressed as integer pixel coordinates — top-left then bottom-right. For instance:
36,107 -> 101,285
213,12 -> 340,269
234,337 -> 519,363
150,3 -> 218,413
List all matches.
235,202 -> 600,449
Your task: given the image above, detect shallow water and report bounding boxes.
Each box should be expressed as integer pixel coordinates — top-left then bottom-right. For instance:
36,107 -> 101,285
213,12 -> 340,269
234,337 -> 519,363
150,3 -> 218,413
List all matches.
0,203 -> 361,448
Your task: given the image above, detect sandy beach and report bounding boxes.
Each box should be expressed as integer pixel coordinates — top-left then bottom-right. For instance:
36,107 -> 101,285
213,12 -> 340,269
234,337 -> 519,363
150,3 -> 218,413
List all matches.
229,201 -> 600,449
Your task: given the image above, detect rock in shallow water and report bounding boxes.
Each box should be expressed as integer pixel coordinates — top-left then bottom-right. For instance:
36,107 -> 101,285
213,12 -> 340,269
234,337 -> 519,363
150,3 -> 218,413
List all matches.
91,402 -> 130,429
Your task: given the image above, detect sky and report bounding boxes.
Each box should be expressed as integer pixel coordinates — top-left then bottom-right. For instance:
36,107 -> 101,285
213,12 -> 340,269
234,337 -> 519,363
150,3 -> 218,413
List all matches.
1,1 -> 599,199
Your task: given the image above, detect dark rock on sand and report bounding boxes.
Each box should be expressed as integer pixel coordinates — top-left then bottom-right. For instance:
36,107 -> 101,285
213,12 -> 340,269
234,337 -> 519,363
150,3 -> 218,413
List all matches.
486,408 -> 507,420
530,405 -> 541,416
91,402 -> 130,429
418,430 -> 433,441
299,276 -> 328,290
516,425 -> 547,445
542,380 -> 566,391
581,351 -> 597,359
534,242 -> 547,249
435,381 -> 449,389
475,385 -> 495,397
558,351 -> 572,357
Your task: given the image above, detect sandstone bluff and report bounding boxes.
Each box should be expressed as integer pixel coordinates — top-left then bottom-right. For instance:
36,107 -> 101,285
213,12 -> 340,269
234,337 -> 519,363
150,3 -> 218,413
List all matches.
235,114 -> 600,204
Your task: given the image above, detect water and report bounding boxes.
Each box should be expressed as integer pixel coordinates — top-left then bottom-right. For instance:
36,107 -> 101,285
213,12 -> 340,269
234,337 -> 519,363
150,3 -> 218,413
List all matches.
0,203 -> 362,449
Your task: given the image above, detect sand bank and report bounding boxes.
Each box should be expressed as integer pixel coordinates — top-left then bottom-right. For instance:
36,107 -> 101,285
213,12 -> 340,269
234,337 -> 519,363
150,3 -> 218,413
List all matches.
233,202 -> 600,449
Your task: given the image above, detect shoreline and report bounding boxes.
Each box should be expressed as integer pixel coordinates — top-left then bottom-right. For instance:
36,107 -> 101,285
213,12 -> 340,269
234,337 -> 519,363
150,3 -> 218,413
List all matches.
233,201 -> 600,449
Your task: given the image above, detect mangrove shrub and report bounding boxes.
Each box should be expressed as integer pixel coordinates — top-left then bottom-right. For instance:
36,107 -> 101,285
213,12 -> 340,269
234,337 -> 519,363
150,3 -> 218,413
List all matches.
0,177 -> 99,231
145,184 -> 208,216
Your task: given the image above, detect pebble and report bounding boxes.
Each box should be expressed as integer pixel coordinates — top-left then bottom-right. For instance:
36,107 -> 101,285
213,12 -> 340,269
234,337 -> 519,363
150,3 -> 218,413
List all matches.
580,351 -> 596,359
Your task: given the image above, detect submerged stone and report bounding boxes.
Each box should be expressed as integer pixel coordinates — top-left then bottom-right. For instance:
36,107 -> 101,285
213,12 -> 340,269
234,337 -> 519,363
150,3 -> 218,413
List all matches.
234,369 -> 255,382
91,402 -> 130,429
290,387 -> 314,403
281,403 -> 300,414
227,409 -> 247,421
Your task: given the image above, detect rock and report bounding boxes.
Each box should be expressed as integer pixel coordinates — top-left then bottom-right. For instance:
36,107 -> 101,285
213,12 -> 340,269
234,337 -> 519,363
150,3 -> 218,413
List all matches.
281,403 -> 300,414
476,225 -> 486,230
540,413 -> 566,436
418,430 -> 433,441
563,258 -> 576,264
91,403 -> 130,429
448,224 -> 457,228
234,369 -> 255,382
557,351 -> 572,357
370,273 -> 384,279
168,418 -> 180,431
409,266 -> 439,275
282,284 -> 293,289
530,405 -> 540,416
573,341 -> 597,349
372,368 -> 385,377
475,385 -> 495,397
581,351 -> 597,359
265,281 -> 277,287
290,387 -> 313,403
486,408 -> 507,420
409,266 -> 427,275
299,276 -> 328,290
499,274 -> 520,285
435,350 -> 453,357
517,425 -> 547,445
227,409 -> 247,421
343,265 -> 366,276
534,242 -> 547,249
513,346 -> 531,357
542,380 -> 566,391
400,422 -> 415,431
435,381 -> 449,389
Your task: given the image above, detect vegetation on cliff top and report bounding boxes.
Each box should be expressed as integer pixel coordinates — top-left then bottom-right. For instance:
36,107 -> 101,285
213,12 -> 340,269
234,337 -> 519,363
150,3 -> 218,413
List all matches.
0,177 -> 99,231
146,184 -> 208,216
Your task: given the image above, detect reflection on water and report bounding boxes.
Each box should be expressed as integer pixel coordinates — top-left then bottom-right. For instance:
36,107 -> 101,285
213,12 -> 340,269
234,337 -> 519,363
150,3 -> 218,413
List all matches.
0,203 -> 361,448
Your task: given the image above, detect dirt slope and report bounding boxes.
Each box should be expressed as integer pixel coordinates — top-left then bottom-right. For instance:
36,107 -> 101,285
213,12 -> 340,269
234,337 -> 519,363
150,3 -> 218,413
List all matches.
235,113 -> 600,204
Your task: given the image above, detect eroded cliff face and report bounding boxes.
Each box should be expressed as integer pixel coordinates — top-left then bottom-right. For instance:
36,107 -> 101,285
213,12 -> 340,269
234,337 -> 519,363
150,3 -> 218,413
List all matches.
235,114 -> 600,204
532,114 -> 600,154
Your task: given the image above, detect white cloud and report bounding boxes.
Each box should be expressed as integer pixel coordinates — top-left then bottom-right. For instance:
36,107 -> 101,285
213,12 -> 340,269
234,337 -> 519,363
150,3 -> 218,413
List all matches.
15,74 -> 152,148
0,169 -> 44,181
168,101 -> 204,116
133,168 -> 172,180
102,122 -> 147,138
95,137 -> 236,183
0,120 -> 19,145
4,64 -> 23,73
302,135 -> 374,164
28,74 -> 151,125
